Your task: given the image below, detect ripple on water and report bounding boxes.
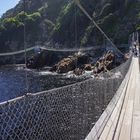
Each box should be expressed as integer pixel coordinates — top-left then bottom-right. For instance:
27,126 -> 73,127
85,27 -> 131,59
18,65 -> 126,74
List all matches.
0,66 -> 87,102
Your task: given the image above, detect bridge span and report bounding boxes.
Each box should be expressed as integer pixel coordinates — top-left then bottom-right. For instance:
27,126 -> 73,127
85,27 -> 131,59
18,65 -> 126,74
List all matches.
0,43 -> 139,139
86,56 -> 140,140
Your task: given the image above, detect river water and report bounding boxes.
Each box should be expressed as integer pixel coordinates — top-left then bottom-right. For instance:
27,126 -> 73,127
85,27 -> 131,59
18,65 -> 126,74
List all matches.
0,65 -> 87,103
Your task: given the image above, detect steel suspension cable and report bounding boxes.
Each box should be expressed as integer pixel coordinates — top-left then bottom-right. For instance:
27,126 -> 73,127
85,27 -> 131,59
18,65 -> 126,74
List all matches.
74,3 -> 79,69
23,0 -> 29,93
73,0 -> 124,56
0,46 -> 105,56
75,4 -> 78,49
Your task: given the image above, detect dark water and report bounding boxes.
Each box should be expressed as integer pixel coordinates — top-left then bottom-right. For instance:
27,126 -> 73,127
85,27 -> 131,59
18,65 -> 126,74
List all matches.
0,65 -> 86,102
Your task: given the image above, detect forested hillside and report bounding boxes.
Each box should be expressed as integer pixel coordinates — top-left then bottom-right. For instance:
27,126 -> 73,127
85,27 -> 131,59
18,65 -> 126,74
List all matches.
0,0 -> 140,52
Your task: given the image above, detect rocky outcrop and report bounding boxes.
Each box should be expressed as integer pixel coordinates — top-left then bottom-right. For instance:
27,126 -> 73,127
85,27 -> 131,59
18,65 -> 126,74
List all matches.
50,52 -> 90,73
93,51 -> 115,74
84,64 -> 93,71
26,51 -> 47,69
73,68 -> 84,76
26,50 -> 64,69
50,50 -> 115,75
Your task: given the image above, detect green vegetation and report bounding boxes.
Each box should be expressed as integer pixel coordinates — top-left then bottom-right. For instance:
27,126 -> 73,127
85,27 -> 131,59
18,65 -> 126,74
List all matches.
0,10 -> 50,52
0,11 -> 41,31
55,3 -> 73,32
53,0 -> 140,46
0,0 -> 140,53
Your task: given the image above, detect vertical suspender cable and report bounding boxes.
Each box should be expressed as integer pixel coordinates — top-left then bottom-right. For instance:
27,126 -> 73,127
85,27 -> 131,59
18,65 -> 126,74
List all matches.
75,4 -> 78,49
23,0 -> 29,93
133,32 -> 135,43
74,4 -> 78,69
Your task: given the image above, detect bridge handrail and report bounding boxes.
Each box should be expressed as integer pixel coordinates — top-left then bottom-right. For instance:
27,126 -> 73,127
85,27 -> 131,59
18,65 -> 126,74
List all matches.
85,56 -> 133,140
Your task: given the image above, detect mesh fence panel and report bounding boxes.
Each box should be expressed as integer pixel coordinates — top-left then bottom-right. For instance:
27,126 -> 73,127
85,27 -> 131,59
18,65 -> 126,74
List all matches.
0,57 -> 132,140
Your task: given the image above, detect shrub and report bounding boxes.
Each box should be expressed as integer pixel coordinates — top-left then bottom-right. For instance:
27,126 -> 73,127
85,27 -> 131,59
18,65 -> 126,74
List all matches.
3,17 -> 23,30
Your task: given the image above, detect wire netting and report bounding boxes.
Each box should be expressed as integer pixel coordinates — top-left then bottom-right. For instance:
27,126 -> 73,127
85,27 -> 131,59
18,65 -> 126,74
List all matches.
0,56 -> 132,140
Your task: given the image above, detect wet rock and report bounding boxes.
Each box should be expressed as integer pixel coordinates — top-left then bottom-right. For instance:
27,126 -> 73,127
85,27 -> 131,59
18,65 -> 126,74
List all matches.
84,64 -> 93,71
26,51 -> 47,69
50,64 -> 58,72
26,50 -> 61,69
76,52 -> 90,65
50,50 -> 115,75
56,57 -> 76,73
93,51 -> 115,74
73,68 -> 84,76
51,52 -> 90,73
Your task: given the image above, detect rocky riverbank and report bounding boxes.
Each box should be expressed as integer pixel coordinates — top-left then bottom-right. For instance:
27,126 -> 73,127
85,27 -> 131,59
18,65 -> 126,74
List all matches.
52,51 -> 115,75
26,49 -> 119,77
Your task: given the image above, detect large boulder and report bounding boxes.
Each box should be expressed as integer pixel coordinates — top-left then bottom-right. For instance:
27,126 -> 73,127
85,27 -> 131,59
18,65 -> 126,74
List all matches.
26,51 -> 47,69
51,52 -> 90,73
73,68 -> 84,76
93,51 -> 115,74
56,57 -> 76,73
26,49 -> 68,69
84,64 -> 93,71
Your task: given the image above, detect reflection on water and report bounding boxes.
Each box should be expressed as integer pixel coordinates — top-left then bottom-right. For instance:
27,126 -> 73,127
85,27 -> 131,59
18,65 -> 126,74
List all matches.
0,65 -> 87,102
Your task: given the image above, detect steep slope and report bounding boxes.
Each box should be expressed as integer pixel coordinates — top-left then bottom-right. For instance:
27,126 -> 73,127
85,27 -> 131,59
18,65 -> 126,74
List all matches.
53,0 -> 140,46
0,0 -> 68,52
0,0 -> 140,53
2,0 -> 68,21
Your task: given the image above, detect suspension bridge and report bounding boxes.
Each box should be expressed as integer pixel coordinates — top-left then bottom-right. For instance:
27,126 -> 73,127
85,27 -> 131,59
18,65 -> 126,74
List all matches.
0,0 -> 140,140
0,44 -> 139,140
86,56 -> 140,140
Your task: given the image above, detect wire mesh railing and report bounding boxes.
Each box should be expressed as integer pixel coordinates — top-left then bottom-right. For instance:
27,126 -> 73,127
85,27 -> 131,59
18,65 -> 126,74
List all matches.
0,56 -> 132,140
85,56 -> 133,140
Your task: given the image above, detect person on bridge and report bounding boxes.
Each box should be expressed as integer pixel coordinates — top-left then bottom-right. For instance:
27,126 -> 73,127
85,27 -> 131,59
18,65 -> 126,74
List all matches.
132,41 -> 138,56
136,45 -> 139,57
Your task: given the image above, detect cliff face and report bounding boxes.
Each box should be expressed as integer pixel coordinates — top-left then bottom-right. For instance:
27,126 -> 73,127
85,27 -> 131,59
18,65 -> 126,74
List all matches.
0,0 -> 140,53
53,0 -> 140,46
2,0 -> 68,21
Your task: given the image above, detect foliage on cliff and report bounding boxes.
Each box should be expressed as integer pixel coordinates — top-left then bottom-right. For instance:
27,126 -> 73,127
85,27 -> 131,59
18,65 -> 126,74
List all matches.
0,0 -> 140,52
53,0 -> 140,46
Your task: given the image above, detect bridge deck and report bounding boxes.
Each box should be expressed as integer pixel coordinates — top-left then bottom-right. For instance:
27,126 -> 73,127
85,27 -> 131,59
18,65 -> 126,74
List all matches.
99,57 -> 140,140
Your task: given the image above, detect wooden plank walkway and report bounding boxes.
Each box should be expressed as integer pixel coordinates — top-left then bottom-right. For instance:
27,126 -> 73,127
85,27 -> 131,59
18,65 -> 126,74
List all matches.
86,57 -> 140,140
100,57 -> 140,140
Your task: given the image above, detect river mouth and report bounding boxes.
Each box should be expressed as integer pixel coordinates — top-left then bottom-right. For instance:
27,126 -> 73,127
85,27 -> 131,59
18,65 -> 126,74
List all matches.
0,65 -> 88,103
